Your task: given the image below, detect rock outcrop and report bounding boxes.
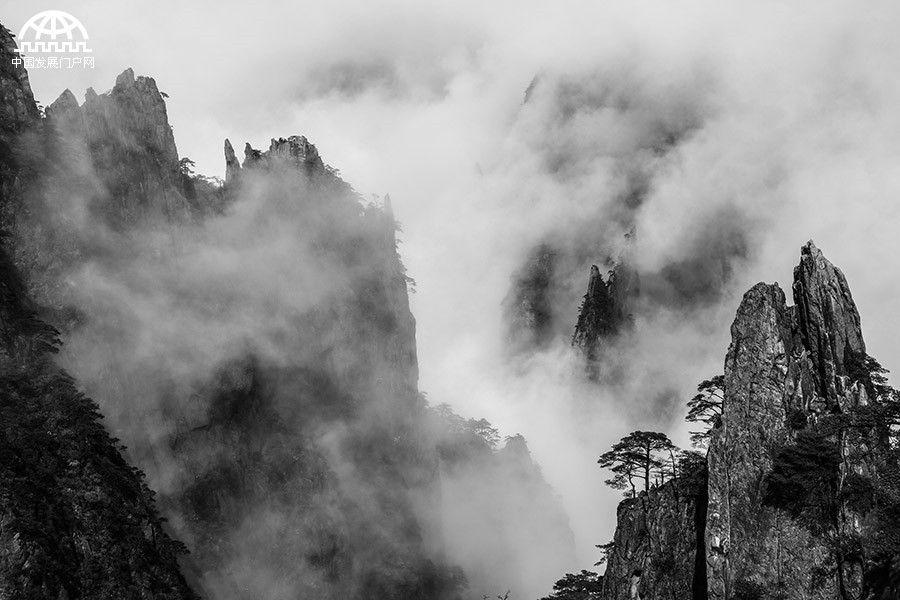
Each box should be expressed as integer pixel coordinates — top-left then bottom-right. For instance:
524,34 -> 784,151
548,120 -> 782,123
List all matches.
503,239 -> 638,361
599,465 -> 706,600
705,242 -> 870,599
572,260 -> 637,374
43,67 -> 194,225
0,247 -> 199,600
151,137 -> 447,599
0,22 -> 199,595
791,243 -> 866,410
599,242 -> 892,600
0,32 -> 462,599
704,281 -> 823,599
0,24 -> 39,132
0,22 -> 39,248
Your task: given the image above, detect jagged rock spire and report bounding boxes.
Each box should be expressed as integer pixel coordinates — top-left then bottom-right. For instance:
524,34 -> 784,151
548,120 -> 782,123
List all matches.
46,88 -> 79,116
705,241 -> 873,599
224,139 -> 240,184
40,67 -> 191,225
600,242 -> 882,600
792,240 -> 865,406
572,265 -> 615,361
236,135 -> 326,176
572,259 -> 637,376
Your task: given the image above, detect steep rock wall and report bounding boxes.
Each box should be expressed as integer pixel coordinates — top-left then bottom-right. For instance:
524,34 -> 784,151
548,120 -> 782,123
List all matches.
600,478 -> 703,600
0,23 -> 198,597
706,242 -> 871,600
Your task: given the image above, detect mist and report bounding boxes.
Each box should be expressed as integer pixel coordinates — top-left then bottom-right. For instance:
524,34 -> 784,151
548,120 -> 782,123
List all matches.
6,0 -> 900,596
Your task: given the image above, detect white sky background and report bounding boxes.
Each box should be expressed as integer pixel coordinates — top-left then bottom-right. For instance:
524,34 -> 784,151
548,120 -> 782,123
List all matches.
7,0 -> 900,576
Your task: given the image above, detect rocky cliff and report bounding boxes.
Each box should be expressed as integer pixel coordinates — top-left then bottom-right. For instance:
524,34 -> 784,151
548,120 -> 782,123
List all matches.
0,247 -> 199,600
44,67 -> 194,225
572,260 -> 637,376
598,242 -> 898,599
599,483 -> 700,600
0,18 -> 576,598
705,242 -> 873,599
0,22 -> 198,600
598,454 -> 706,600
0,18 -> 450,597
155,135 -> 450,600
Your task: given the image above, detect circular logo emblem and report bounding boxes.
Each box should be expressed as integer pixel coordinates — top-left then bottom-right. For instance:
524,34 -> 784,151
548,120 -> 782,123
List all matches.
19,10 -> 89,42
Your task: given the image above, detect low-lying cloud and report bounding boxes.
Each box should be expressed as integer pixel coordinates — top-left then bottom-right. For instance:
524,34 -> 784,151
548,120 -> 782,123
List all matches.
8,0 -> 900,593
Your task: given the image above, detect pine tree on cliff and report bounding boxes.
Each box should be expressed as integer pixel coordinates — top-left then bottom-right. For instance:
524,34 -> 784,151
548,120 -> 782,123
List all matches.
684,375 -> 724,448
538,570 -> 603,600
598,431 -> 677,497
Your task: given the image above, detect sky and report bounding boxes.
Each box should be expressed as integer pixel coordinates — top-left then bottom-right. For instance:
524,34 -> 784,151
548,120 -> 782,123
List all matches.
6,0 -> 900,577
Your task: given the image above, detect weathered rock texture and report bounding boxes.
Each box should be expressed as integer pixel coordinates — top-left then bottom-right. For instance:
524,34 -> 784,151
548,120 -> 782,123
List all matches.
3,66 -> 224,325
705,241 -> 870,599
599,242 -> 883,600
600,470 -> 706,600
0,22 -> 39,249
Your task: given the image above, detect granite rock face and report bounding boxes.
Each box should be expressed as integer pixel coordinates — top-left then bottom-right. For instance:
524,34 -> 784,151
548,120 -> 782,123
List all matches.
600,480 -> 703,600
0,36 -> 457,600
704,281 -> 824,599
4,67 -> 219,320
0,23 -> 39,252
791,243 -> 866,410
600,242 -> 884,600
705,241 -> 870,599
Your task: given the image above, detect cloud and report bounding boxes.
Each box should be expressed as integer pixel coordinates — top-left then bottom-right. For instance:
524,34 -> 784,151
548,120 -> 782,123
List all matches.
7,0 -> 900,592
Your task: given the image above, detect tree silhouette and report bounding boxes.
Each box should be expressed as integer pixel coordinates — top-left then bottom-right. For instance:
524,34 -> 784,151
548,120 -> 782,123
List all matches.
538,570 -> 603,600
685,375 -> 724,447
598,431 -> 676,497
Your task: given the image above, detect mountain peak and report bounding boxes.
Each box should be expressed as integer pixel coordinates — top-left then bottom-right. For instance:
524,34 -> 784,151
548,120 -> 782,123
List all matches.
115,67 -> 136,88
792,241 -> 865,405
224,138 -> 240,183
46,88 -> 79,118
42,68 -> 189,224
231,135 -> 329,185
